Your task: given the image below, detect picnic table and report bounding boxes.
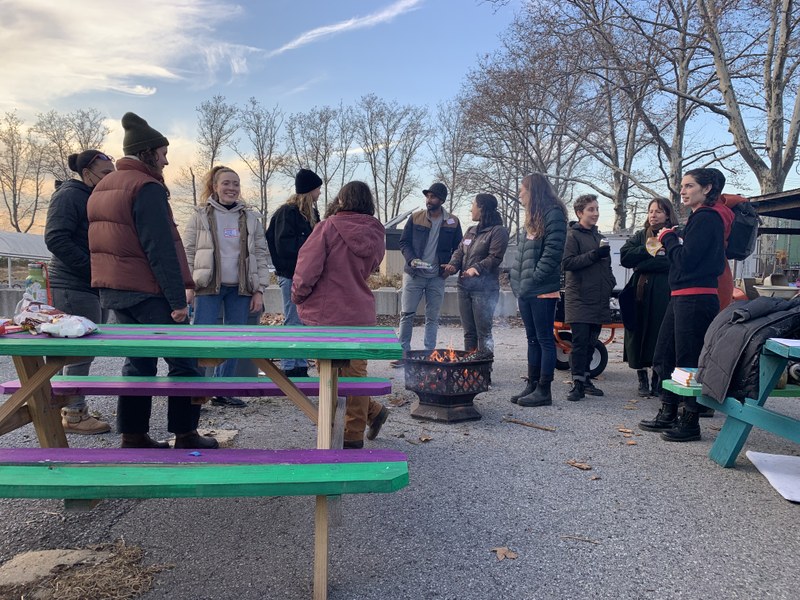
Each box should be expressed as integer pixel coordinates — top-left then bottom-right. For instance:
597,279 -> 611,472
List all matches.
0,323 -> 406,599
664,337 -> 800,467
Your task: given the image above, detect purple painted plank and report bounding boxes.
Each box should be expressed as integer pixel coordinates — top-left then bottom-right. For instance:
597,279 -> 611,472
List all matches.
0,447 -> 407,466
82,334 -> 399,343
105,325 -> 395,334
1,380 -> 392,396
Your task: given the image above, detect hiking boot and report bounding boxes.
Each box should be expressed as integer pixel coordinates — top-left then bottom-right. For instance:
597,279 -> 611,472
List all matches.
639,402 -> 679,432
61,407 -> 111,435
661,409 -> 701,442
518,378 -> 552,407
566,380 -> 585,402
121,433 -> 170,449
650,370 -> 661,397
637,370 -> 651,397
366,406 -> 389,440
211,396 -> 247,407
583,378 -> 604,397
174,431 -> 219,449
343,439 -> 364,449
511,364 -> 539,404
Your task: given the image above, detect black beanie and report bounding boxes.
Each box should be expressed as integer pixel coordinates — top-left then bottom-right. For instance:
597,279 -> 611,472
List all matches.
295,169 -> 323,194
68,149 -> 103,174
122,112 -> 169,155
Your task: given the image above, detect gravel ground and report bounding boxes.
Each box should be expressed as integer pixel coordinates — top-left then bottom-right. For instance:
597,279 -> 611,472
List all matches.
1,323 -> 799,600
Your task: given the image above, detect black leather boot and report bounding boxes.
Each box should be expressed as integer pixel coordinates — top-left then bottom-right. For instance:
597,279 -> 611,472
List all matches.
518,376 -> 552,407
639,402 -> 679,432
174,430 -> 219,449
650,370 -> 661,397
583,374 -> 604,397
661,409 -> 701,442
121,433 -> 170,449
511,364 -> 538,404
637,370 -> 650,397
566,380 -> 585,402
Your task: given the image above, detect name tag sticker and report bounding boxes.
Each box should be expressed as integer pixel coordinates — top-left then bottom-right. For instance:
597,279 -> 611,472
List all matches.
463,238 -> 472,246
447,218 -> 455,224
224,228 -> 239,238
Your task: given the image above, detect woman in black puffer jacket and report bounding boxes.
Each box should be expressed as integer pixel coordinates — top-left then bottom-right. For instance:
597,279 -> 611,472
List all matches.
562,194 -> 616,401
509,173 -> 568,407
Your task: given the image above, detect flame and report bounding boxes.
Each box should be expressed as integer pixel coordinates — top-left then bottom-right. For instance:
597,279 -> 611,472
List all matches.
428,345 -> 459,362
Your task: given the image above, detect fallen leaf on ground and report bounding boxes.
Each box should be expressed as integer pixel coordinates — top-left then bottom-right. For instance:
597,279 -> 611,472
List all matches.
491,547 -> 519,561
566,459 -> 592,471
590,475 -> 601,480
618,428 -> 633,433
622,433 -> 633,438
389,396 -> 410,407
623,405 -> 639,410
626,440 -> 637,445
419,435 -> 432,443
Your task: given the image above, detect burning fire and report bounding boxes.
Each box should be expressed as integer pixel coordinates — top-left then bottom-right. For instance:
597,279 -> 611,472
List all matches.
426,346 -> 481,363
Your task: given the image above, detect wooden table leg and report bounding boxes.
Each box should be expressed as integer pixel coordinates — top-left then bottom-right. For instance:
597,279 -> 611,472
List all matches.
313,359 -> 338,600
9,356 -> 69,448
706,351 -> 786,467
252,359 -> 318,424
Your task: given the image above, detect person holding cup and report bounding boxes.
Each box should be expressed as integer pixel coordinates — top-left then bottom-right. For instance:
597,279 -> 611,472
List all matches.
562,194 -> 616,401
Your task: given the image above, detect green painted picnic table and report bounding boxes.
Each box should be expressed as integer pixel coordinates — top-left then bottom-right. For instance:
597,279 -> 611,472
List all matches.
0,323 -> 403,600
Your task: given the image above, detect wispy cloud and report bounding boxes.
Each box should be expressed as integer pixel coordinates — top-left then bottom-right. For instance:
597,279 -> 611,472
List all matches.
267,0 -> 424,58
0,0 -> 256,113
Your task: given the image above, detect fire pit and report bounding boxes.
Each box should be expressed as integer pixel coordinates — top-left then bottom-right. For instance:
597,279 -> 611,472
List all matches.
404,349 -> 493,422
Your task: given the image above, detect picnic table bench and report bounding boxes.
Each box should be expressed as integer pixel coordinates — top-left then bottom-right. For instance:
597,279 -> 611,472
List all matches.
0,324 -> 405,600
663,337 -> 800,467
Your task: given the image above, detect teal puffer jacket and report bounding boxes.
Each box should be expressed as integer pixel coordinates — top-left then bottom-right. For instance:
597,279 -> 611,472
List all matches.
510,206 -> 567,299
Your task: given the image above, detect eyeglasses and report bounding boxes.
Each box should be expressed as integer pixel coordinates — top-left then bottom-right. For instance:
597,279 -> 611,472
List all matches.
87,153 -> 114,168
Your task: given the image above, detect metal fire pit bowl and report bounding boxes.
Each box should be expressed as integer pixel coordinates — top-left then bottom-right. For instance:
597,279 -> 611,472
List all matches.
404,349 -> 493,422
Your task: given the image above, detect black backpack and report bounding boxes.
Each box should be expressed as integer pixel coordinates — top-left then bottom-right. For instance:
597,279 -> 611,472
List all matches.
723,195 -> 761,260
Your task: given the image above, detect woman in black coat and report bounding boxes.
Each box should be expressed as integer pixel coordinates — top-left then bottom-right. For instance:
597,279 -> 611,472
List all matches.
562,194 -> 616,401
620,197 -> 677,397
509,173 -> 568,407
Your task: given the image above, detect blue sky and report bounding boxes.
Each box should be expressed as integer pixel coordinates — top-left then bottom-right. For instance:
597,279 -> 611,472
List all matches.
0,0 -> 521,218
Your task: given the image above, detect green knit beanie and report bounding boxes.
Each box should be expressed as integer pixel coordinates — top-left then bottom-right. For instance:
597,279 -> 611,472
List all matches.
121,112 -> 169,155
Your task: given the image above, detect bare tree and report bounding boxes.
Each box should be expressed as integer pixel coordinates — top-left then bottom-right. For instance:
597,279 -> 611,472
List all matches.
0,112 -> 47,232
284,103 -> 360,204
233,98 -> 285,218
33,108 -> 110,182
355,94 -> 429,221
68,108 -> 110,152
196,95 -> 239,173
428,100 -> 476,215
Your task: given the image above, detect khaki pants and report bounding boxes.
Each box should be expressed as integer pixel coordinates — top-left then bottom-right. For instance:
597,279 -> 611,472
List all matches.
340,359 -> 384,443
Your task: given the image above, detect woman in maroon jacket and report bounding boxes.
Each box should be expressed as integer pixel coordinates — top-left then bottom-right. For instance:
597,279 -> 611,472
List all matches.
292,181 -> 389,448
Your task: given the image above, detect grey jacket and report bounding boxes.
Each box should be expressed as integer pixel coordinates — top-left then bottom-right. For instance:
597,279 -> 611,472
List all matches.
448,223 -> 509,292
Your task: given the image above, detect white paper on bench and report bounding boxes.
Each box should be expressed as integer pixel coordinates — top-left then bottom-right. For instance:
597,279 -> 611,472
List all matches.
746,451 -> 800,502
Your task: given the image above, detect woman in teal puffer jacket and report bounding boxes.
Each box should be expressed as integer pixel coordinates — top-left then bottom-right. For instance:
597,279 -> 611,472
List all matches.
509,173 -> 568,407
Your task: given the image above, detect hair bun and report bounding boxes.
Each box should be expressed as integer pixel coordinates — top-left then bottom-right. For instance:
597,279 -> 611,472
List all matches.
67,153 -> 79,172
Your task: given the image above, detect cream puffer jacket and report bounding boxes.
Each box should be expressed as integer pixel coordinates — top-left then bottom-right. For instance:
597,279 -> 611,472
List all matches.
183,200 -> 270,296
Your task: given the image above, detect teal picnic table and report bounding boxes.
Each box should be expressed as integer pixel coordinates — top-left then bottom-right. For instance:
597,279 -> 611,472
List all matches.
0,323 -> 403,600
664,337 -> 800,467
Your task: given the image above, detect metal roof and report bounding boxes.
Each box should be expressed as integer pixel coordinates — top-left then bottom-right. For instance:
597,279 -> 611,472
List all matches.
0,231 -> 51,260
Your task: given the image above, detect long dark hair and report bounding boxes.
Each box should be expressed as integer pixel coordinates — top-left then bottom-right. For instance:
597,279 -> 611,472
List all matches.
645,197 -> 677,234
475,193 -> 503,230
336,181 -> 375,216
684,168 -> 725,206
522,173 -> 567,237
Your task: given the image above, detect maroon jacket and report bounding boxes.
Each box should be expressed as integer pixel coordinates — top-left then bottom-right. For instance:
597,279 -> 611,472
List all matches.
292,212 -> 385,326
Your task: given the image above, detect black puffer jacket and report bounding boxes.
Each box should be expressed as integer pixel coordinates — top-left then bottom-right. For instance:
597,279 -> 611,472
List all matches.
697,296 -> 800,402
510,206 -> 567,299
562,222 -> 616,324
45,179 -> 94,292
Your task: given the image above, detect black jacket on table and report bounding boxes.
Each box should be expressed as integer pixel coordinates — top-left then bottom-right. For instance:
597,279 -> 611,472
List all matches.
44,179 -> 94,293
562,222 -> 616,324
266,204 -> 319,278
661,207 -> 725,292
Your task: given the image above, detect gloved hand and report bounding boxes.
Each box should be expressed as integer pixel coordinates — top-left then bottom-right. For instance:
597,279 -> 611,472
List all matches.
596,244 -> 611,258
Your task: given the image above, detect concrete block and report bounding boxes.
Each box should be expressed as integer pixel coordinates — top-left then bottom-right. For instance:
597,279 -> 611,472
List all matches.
262,286 -> 284,314
495,291 -> 519,317
373,288 -> 399,315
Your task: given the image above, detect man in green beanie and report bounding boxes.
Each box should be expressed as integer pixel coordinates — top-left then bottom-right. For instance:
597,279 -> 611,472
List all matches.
87,112 -> 218,450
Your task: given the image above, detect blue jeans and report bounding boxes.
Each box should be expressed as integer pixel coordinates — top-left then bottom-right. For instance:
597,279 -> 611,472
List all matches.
278,275 -> 306,370
458,287 -> 499,354
193,285 -> 253,378
398,274 -> 446,353
50,287 -> 107,411
518,296 -> 557,380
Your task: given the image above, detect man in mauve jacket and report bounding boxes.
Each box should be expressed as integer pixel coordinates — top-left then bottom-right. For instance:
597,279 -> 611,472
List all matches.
88,112 -> 217,450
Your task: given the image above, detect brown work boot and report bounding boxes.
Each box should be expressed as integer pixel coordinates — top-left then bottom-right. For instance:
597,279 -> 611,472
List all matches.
61,407 -> 111,435
121,433 -> 170,449
174,430 -> 219,449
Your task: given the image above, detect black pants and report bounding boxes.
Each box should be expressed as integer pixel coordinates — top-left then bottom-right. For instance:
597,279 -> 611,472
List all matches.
570,322 -> 601,382
112,297 -> 201,434
653,295 -> 719,411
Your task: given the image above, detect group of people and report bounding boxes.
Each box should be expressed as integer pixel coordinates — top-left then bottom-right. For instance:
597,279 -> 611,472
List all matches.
44,110 -> 734,450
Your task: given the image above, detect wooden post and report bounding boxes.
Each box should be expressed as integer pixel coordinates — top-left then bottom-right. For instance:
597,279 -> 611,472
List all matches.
313,359 -> 337,600
6,356 -> 68,448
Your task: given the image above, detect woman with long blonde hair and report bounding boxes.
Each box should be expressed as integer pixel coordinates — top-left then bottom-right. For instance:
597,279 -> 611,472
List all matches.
265,169 -> 322,377
508,173 -> 568,407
